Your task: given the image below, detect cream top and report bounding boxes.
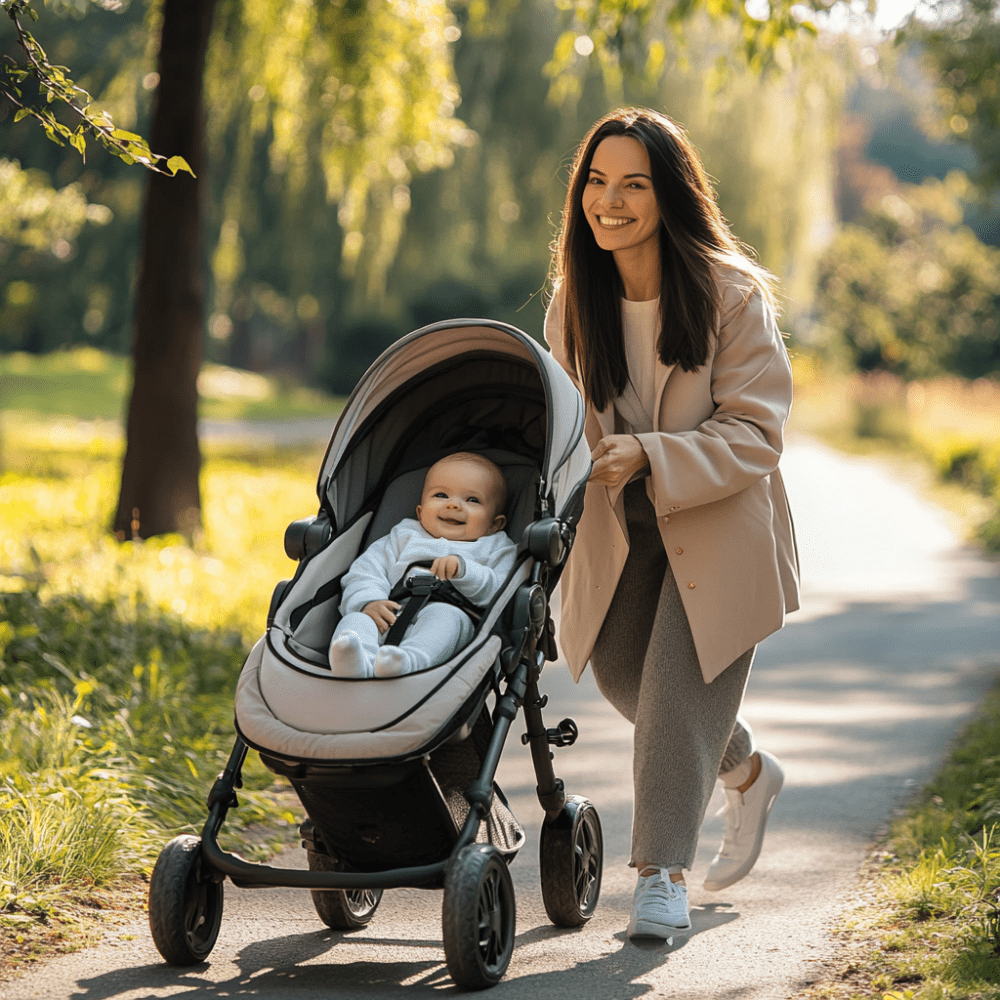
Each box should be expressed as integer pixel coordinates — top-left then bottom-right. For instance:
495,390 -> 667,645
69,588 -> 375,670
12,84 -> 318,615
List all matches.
615,296 -> 660,435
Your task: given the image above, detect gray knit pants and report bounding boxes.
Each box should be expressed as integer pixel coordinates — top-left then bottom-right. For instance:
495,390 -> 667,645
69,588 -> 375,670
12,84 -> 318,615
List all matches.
590,480 -> 755,871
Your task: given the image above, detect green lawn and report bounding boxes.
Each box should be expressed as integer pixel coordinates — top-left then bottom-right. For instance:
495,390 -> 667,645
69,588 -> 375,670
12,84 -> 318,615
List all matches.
0,348 -> 345,423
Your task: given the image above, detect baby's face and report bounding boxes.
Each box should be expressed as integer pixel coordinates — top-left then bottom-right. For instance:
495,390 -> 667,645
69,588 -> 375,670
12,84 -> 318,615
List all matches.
416,458 -> 506,542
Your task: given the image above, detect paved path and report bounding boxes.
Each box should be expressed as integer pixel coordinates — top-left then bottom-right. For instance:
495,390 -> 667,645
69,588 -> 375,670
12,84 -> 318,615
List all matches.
7,437 -> 1000,1000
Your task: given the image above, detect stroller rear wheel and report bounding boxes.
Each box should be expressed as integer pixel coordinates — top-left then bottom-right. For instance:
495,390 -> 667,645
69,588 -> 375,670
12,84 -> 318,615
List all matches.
442,843 -> 516,989
148,835 -> 224,965
539,795 -> 603,927
307,849 -> 383,930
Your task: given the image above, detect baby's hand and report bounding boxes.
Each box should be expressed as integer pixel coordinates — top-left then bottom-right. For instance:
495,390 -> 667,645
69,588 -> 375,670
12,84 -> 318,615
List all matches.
430,555 -> 462,580
362,600 -> 401,633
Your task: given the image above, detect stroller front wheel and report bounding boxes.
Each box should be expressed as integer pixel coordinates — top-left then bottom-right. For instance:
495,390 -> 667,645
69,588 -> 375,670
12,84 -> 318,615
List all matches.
442,843 -> 516,990
539,795 -> 603,927
148,835 -> 224,965
307,849 -> 383,929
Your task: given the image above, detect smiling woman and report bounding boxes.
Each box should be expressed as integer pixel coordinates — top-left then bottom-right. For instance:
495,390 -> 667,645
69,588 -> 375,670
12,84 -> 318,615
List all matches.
545,106 -> 799,942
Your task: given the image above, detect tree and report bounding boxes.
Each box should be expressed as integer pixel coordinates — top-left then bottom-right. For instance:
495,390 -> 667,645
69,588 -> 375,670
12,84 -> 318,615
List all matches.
911,0 -> 1000,189
112,0 -> 215,540
815,174 -> 1000,378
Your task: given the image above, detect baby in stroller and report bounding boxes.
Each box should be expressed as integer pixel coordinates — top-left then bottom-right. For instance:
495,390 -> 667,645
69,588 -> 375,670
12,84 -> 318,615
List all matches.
329,451 -> 517,678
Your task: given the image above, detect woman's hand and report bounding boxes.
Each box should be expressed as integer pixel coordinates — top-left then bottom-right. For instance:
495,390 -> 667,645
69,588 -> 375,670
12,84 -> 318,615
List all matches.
589,434 -> 649,488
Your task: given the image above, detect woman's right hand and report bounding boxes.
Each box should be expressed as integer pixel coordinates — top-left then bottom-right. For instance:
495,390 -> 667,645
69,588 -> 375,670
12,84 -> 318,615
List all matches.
362,600 -> 401,634
590,434 -> 650,488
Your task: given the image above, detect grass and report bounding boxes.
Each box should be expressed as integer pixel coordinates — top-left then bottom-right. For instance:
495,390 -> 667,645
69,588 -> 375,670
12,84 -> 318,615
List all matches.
795,683 -> 1000,1000
0,347 -> 344,423
0,410 -> 333,977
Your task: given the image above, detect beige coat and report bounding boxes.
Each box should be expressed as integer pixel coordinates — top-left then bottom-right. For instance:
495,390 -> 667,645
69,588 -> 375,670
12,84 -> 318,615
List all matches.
544,271 -> 800,684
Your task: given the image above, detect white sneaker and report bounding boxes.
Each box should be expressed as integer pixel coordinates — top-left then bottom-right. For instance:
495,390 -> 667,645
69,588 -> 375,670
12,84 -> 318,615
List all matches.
704,749 -> 784,892
628,870 -> 691,938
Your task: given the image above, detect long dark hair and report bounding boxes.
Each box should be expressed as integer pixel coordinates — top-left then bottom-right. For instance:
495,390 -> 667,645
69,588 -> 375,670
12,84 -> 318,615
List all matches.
551,107 -> 778,412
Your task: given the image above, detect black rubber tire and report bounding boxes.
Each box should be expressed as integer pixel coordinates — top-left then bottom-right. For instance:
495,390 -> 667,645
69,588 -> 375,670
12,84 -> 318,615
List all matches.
539,795 -> 603,927
442,844 -> 516,990
148,835 -> 224,965
307,849 -> 383,930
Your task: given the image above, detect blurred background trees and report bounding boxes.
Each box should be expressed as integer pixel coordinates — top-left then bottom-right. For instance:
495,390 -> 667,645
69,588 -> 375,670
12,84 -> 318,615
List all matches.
3,0 -> 1000,520
1,0 -> 845,377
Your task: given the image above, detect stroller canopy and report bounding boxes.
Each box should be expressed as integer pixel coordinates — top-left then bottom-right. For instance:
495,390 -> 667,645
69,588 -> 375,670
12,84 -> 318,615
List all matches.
317,320 -> 591,534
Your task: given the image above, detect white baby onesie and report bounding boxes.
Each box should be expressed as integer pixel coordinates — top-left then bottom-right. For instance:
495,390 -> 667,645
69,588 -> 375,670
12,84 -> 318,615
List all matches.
330,519 -> 517,678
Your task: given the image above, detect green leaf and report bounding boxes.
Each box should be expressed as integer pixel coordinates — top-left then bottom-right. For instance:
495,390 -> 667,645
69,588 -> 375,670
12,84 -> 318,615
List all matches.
13,108 -> 30,122
110,129 -> 143,142
69,131 -> 85,157
166,155 -> 195,178
42,125 -> 65,147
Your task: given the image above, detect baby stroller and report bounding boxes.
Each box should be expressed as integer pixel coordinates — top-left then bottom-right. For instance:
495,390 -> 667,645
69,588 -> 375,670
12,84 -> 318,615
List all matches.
147,319 -> 602,990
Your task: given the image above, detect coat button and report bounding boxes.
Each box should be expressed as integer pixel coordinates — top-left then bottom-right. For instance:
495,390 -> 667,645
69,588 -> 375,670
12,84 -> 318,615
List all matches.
675,547 -> 683,555
688,582 -> 696,589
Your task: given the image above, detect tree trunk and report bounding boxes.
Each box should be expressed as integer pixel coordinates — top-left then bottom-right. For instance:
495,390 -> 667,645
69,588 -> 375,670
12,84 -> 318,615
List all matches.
113,0 -> 217,540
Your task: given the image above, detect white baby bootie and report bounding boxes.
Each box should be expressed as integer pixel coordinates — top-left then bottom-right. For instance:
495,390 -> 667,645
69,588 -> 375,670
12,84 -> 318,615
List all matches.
328,632 -> 371,678
373,645 -> 429,677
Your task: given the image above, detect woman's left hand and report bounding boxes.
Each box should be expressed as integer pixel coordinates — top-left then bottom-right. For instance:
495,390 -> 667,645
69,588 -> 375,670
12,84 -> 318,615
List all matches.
589,434 -> 649,488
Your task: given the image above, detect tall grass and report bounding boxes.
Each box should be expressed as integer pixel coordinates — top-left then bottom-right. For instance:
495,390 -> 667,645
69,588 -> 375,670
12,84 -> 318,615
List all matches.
0,424 -> 328,926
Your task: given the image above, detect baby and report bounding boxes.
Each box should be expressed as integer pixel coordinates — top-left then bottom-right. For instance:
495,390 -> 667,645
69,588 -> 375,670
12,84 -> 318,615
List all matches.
329,452 -> 517,678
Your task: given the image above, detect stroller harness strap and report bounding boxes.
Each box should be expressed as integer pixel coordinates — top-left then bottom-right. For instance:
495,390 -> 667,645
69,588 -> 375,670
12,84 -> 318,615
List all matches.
384,563 -> 482,647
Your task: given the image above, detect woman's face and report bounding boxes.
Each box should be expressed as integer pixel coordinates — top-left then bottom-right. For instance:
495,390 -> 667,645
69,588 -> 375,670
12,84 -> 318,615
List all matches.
581,135 -> 661,259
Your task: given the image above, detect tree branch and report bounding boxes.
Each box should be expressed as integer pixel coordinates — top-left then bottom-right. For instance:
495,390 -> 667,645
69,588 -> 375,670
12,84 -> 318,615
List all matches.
1,0 -> 194,176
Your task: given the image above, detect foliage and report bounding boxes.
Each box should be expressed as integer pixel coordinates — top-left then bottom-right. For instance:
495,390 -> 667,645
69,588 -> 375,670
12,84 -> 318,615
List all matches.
0,424 -> 324,923
537,0 -> 821,106
0,157 -> 109,251
815,173 -> 1000,379
910,0 -> 1000,190
0,0 -> 191,176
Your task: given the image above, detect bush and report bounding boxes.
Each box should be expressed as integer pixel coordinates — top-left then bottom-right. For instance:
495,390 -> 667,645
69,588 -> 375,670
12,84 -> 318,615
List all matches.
816,174 -> 1000,380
